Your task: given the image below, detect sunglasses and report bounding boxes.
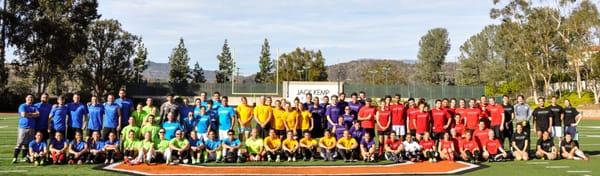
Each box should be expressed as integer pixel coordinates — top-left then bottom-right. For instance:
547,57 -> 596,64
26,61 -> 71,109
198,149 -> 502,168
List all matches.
159,131 -> 165,133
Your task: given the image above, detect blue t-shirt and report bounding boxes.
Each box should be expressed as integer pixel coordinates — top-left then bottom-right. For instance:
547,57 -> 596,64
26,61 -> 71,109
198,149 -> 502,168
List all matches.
28,140 -> 47,153
342,114 -> 354,126
50,105 -> 68,131
193,106 -> 203,118
204,138 -> 221,150
222,138 -> 241,147
212,100 -> 222,110
18,103 -> 37,129
103,103 -> 120,128
87,104 -> 104,131
360,138 -> 375,149
309,105 -> 325,129
217,106 -> 235,130
50,138 -> 67,150
195,115 -> 210,133
207,110 -> 219,130
88,140 -> 104,150
70,140 -> 87,152
188,137 -> 204,147
67,102 -> 88,128
34,102 -> 52,130
104,139 -> 120,147
179,105 -> 193,124
162,121 -> 181,140
115,98 -> 133,126
183,117 -> 196,133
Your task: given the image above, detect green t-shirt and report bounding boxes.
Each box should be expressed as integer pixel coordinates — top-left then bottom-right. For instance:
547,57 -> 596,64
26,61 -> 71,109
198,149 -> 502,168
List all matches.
121,125 -> 140,141
123,139 -> 138,150
170,138 -> 189,149
246,138 -> 263,154
140,125 -> 161,144
132,110 -> 148,127
155,139 -> 170,152
138,140 -> 154,150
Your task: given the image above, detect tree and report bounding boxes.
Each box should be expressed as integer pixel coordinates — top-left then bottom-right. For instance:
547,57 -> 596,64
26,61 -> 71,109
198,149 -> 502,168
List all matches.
277,47 -> 328,82
168,38 -> 191,94
311,50 -> 328,81
0,0 -> 7,94
75,19 -> 138,97
415,28 -> 450,84
191,61 -> 206,84
133,38 -> 148,85
1,0 -> 100,94
255,38 -> 274,83
216,39 -> 234,83
457,25 -> 505,87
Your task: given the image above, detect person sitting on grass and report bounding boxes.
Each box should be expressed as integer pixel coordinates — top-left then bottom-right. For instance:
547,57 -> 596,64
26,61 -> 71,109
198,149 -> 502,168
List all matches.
68,131 -> 88,165
49,132 -> 68,164
103,132 -> 120,164
338,130 -> 359,163
359,132 -> 376,162
155,129 -> 170,163
188,131 -> 205,164
536,131 -> 557,160
140,116 -> 161,145
403,133 -> 420,162
244,128 -> 264,162
319,130 -> 337,161
167,130 -> 190,165
438,132 -> 455,162
384,131 -> 404,163
282,131 -> 299,162
122,130 -> 139,164
419,132 -> 437,163
264,129 -> 283,162
86,131 -> 105,164
460,130 -> 481,164
130,131 -> 156,165
222,130 -> 242,163
483,130 -> 507,162
560,133 -> 588,160
511,123 -> 529,161
299,131 -> 317,161
28,132 -> 47,166
203,130 -> 222,163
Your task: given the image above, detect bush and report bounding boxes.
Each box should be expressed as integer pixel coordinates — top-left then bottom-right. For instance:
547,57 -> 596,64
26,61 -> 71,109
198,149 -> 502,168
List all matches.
528,90 -> 594,108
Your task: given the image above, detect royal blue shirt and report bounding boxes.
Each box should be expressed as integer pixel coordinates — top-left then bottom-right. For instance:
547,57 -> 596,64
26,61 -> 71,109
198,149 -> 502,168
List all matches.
348,102 -> 363,116
70,140 -> 87,152
67,102 -> 88,128
183,117 -> 196,133
28,140 -> 47,153
217,106 -> 235,130
179,105 -> 194,124
34,102 -> 52,130
207,110 -> 219,131
50,138 -> 67,150
87,104 -> 104,131
115,98 -> 133,126
162,121 -> 181,140
195,114 -> 210,134
188,137 -> 204,147
103,102 -> 120,128
104,139 -> 120,147
50,105 -> 68,131
88,140 -> 104,150
18,103 -> 37,129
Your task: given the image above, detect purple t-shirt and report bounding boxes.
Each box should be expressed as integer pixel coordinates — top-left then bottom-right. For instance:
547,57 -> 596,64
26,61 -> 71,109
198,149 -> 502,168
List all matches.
334,124 -> 346,139
348,102 -> 363,116
342,114 -> 354,126
349,127 -> 365,142
360,138 -> 375,149
325,105 -> 342,128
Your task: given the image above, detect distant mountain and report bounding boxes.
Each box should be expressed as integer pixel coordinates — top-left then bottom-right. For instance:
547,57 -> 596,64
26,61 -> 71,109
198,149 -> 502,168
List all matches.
142,61 -> 218,83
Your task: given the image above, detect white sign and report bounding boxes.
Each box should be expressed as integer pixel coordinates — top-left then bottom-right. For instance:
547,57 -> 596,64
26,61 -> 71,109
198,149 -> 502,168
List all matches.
284,81 -> 343,102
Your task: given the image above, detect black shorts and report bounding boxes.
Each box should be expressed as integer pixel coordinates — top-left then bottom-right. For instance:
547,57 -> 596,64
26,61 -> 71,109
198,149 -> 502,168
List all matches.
432,132 -> 444,140
364,128 -> 375,137
536,124 -> 549,132
377,130 -> 390,136
491,125 -> 502,138
276,130 -> 286,137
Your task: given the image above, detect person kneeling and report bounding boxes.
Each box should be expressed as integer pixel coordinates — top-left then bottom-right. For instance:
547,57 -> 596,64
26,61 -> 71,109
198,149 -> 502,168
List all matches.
483,130 -> 507,162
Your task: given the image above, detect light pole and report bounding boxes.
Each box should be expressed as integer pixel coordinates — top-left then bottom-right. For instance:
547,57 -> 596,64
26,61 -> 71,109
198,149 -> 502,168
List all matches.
368,70 -> 378,95
302,65 -> 310,81
382,66 -> 391,95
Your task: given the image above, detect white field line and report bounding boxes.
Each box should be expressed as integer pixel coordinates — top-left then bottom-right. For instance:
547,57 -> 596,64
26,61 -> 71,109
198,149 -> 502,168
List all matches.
567,171 -> 592,173
545,166 -> 569,169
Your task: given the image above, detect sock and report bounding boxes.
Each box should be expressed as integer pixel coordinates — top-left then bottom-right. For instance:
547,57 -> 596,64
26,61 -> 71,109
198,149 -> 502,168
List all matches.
22,148 -> 28,158
13,148 -> 21,158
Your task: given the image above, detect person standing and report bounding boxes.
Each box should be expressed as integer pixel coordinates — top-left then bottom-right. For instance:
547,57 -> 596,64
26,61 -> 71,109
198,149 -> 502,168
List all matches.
514,95 -> 531,140
389,94 -> 406,138
501,95 -> 515,148
532,97 -> 553,139
34,93 -> 52,141
357,98 -> 376,137
548,96 -> 564,142
115,89 -> 134,129
236,97 -> 254,141
160,94 -> 179,124
67,93 -> 88,140
254,96 -> 273,138
13,94 -> 39,164
309,97 -> 326,138
217,96 -> 236,140
102,94 -> 122,141
86,95 -> 104,138
563,99 -> 583,140
486,97 -> 505,140
325,95 -> 342,129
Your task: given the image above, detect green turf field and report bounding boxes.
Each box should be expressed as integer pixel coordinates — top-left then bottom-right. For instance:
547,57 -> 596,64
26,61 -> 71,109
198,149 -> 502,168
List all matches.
0,114 -> 598,175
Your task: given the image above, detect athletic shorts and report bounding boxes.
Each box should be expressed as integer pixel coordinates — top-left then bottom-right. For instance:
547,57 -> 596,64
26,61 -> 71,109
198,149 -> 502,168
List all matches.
552,126 -> 563,137
276,130 -> 286,137
377,130 -> 390,136
536,124 -> 549,132
219,130 -> 228,140
197,132 -> 208,142
565,126 -> 577,139
16,128 -> 35,148
432,132 -> 444,140
392,125 -> 406,136
239,126 -> 252,134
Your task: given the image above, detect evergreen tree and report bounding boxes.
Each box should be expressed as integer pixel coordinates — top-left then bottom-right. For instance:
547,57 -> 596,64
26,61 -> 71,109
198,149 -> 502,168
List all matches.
168,38 -> 191,94
255,38 -> 274,83
216,39 -> 234,83
415,28 -> 450,85
133,38 -> 148,85
312,50 -> 328,81
192,61 -> 206,84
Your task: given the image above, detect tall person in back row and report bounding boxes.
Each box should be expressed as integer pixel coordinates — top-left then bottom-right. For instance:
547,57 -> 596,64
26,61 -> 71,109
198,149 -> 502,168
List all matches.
217,96 -> 236,140
115,89 -> 134,129
67,93 -> 88,140
532,97 -> 553,139
13,94 -> 39,164
160,94 -> 179,124
102,94 -> 122,140
34,93 -> 52,141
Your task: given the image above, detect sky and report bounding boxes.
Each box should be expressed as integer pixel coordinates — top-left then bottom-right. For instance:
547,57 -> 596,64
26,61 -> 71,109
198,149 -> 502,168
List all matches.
96,1 -> 499,74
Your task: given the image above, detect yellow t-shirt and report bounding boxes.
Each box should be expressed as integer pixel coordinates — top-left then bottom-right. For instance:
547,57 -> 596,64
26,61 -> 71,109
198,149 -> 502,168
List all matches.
253,104 -> 272,124
272,108 -> 286,130
264,136 -> 281,149
236,104 -> 253,125
337,137 -> 357,149
300,110 -> 312,130
319,136 -> 336,148
282,138 -> 298,150
300,138 -> 317,147
284,110 -> 299,130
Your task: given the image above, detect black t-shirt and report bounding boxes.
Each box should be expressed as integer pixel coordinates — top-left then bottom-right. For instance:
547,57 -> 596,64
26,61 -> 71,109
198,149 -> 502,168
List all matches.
503,104 -> 514,123
548,105 -> 564,126
512,131 -> 528,150
561,140 -> 579,152
532,107 -> 552,128
537,138 -> 554,152
563,107 -> 579,125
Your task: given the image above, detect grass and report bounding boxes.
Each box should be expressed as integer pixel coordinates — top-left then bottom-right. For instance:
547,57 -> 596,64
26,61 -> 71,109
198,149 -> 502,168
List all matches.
0,114 -> 599,175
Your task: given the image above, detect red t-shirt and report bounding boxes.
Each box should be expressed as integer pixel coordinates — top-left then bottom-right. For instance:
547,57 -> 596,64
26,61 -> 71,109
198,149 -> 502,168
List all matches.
455,107 -> 467,121
440,139 -> 454,150
376,110 -> 391,131
485,139 -> 502,155
358,106 -> 376,129
386,139 -> 402,150
453,123 -> 466,137
461,139 -> 479,152
419,139 -> 435,150
465,108 -> 482,129
389,104 -> 405,126
474,128 -> 491,148
406,107 -> 419,130
415,111 -> 430,133
486,104 -> 504,126
431,108 -> 450,133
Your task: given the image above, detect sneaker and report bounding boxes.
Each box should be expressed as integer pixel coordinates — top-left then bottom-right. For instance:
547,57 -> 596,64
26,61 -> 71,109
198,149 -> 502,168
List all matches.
40,160 -> 45,165
183,159 -> 189,164
104,159 -> 109,165
77,160 -> 83,165
34,160 -> 39,166
11,158 -> 17,164
68,160 -> 74,164
310,157 -> 314,162
432,158 -> 437,163
21,157 -> 28,163
303,157 -> 308,161
267,155 -> 272,162
110,159 -> 114,164
292,157 -> 296,162
287,158 -> 291,162
276,155 -> 280,162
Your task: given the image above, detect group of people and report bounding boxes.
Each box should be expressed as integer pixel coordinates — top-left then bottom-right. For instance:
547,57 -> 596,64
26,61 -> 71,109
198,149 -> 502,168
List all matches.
14,89 -> 590,166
